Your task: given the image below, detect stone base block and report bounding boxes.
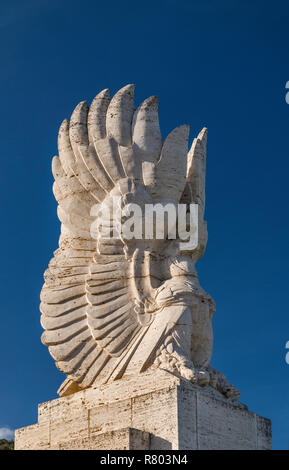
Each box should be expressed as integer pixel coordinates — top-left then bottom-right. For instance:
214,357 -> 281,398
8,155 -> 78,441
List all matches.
15,370 -> 271,450
58,428 -> 150,450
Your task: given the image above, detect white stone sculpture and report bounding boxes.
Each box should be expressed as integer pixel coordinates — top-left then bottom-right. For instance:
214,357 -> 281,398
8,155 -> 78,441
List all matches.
40,84 -> 240,400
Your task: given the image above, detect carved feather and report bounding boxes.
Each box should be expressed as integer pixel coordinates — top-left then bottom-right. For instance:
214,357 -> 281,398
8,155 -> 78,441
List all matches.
41,85 -> 198,396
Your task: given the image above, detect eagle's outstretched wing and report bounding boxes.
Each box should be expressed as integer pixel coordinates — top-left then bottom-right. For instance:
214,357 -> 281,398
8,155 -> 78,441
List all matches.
40,85 -> 204,396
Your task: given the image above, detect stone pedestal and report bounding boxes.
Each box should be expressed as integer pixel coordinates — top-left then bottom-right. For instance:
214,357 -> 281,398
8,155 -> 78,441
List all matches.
15,370 -> 271,450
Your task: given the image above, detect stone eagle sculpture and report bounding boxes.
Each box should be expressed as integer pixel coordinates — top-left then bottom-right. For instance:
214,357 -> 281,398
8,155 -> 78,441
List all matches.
40,84 -> 240,400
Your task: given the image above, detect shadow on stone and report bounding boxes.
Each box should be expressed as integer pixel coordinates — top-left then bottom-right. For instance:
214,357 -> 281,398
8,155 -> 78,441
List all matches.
149,434 -> 172,450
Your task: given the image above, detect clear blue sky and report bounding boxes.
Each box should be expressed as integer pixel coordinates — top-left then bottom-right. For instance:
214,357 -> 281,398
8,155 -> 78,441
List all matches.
0,0 -> 288,449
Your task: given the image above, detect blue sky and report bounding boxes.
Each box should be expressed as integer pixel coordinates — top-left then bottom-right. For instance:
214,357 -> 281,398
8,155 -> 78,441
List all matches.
0,0 -> 288,449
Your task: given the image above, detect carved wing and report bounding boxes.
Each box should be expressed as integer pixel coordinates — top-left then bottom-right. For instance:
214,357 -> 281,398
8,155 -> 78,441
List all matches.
40,85 -> 200,395
180,128 -> 208,258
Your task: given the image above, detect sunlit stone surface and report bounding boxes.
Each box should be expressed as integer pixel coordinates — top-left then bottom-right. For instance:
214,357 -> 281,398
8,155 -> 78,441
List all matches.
15,86 -> 271,450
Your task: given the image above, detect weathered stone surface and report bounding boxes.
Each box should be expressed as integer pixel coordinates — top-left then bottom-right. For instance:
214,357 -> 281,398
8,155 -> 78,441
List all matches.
15,370 -> 271,450
58,428 -> 150,451
40,84 -> 240,401
16,85 -> 272,450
